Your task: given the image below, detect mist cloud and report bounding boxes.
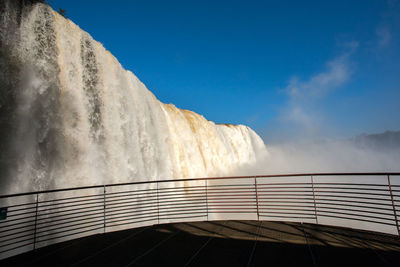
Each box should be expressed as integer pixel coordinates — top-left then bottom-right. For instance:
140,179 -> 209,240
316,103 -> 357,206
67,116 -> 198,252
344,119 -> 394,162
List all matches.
274,44 -> 357,139
237,139 -> 400,175
285,53 -> 353,101
253,41 -> 400,175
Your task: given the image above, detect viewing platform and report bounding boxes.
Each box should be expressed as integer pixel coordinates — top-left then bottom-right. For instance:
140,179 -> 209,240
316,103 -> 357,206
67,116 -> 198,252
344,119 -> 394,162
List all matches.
2,220 -> 400,266
1,173 -> 400,266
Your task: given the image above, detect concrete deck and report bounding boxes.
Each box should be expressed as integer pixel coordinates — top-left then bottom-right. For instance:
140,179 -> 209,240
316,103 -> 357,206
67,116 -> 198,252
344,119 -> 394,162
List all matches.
2,220 -> 400,266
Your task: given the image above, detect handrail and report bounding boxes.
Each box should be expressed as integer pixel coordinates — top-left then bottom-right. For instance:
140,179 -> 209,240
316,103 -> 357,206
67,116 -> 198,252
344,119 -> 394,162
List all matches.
0,172 -> 399,260
1,172 -> 399,199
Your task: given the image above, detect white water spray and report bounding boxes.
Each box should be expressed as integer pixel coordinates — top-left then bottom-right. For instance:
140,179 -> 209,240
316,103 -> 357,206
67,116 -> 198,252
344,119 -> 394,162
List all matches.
0,2 -> 267,194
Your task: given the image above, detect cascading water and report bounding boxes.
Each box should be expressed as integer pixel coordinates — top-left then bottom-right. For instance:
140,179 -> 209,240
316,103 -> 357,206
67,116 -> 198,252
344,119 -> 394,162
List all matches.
0,1 -> 267,195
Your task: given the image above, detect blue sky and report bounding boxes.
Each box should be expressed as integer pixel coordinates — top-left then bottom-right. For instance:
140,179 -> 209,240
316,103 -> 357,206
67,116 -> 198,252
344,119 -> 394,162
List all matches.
49,0 -> 400,142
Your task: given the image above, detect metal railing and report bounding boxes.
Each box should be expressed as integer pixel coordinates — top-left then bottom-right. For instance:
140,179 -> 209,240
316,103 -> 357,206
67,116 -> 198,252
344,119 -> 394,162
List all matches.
0,172 -> 399,260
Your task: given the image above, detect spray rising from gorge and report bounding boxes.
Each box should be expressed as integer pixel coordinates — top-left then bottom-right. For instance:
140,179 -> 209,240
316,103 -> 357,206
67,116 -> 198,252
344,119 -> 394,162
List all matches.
0,1 -> 267,194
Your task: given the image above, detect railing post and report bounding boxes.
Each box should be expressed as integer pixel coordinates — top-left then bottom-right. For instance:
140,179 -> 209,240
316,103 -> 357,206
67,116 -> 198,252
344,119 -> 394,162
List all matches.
387,175 -> 400,236
205,179 -> 209,221
254,177 -> 260,221
103,185 -> 106,234
156,183 -> 160,225
311,176 -> 318,224
33,193 -> 39,250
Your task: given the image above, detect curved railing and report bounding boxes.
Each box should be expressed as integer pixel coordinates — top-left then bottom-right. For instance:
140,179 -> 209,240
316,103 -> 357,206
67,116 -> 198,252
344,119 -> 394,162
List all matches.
1,172 -> 400,259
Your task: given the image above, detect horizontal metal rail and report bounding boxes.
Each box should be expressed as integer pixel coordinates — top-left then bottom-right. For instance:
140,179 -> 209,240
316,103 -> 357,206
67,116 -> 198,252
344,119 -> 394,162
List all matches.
0,172 -> 399,260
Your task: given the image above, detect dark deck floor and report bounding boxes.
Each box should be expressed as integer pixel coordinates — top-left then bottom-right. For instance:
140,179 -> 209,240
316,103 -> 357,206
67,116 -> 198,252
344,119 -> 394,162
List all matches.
2,220 -> 400,266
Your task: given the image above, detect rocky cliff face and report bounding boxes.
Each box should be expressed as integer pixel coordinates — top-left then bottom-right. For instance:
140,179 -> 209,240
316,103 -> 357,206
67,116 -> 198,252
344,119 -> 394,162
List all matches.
0,1 -> 267,193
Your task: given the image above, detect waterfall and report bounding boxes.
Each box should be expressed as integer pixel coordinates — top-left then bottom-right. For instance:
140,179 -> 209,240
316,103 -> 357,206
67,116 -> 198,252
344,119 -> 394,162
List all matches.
0,1 -> 267,194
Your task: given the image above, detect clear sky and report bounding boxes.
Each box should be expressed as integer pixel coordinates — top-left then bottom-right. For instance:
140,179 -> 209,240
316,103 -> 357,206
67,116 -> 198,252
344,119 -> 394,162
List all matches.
49,0 -> 400,143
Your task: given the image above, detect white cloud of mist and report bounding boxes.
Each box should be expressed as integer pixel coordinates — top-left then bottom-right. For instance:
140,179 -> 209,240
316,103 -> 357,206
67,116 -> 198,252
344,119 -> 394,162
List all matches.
253,42 -> 400,175
275,43 -> 357,139
285,53 -> 353,100
237,139 -> 400,175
